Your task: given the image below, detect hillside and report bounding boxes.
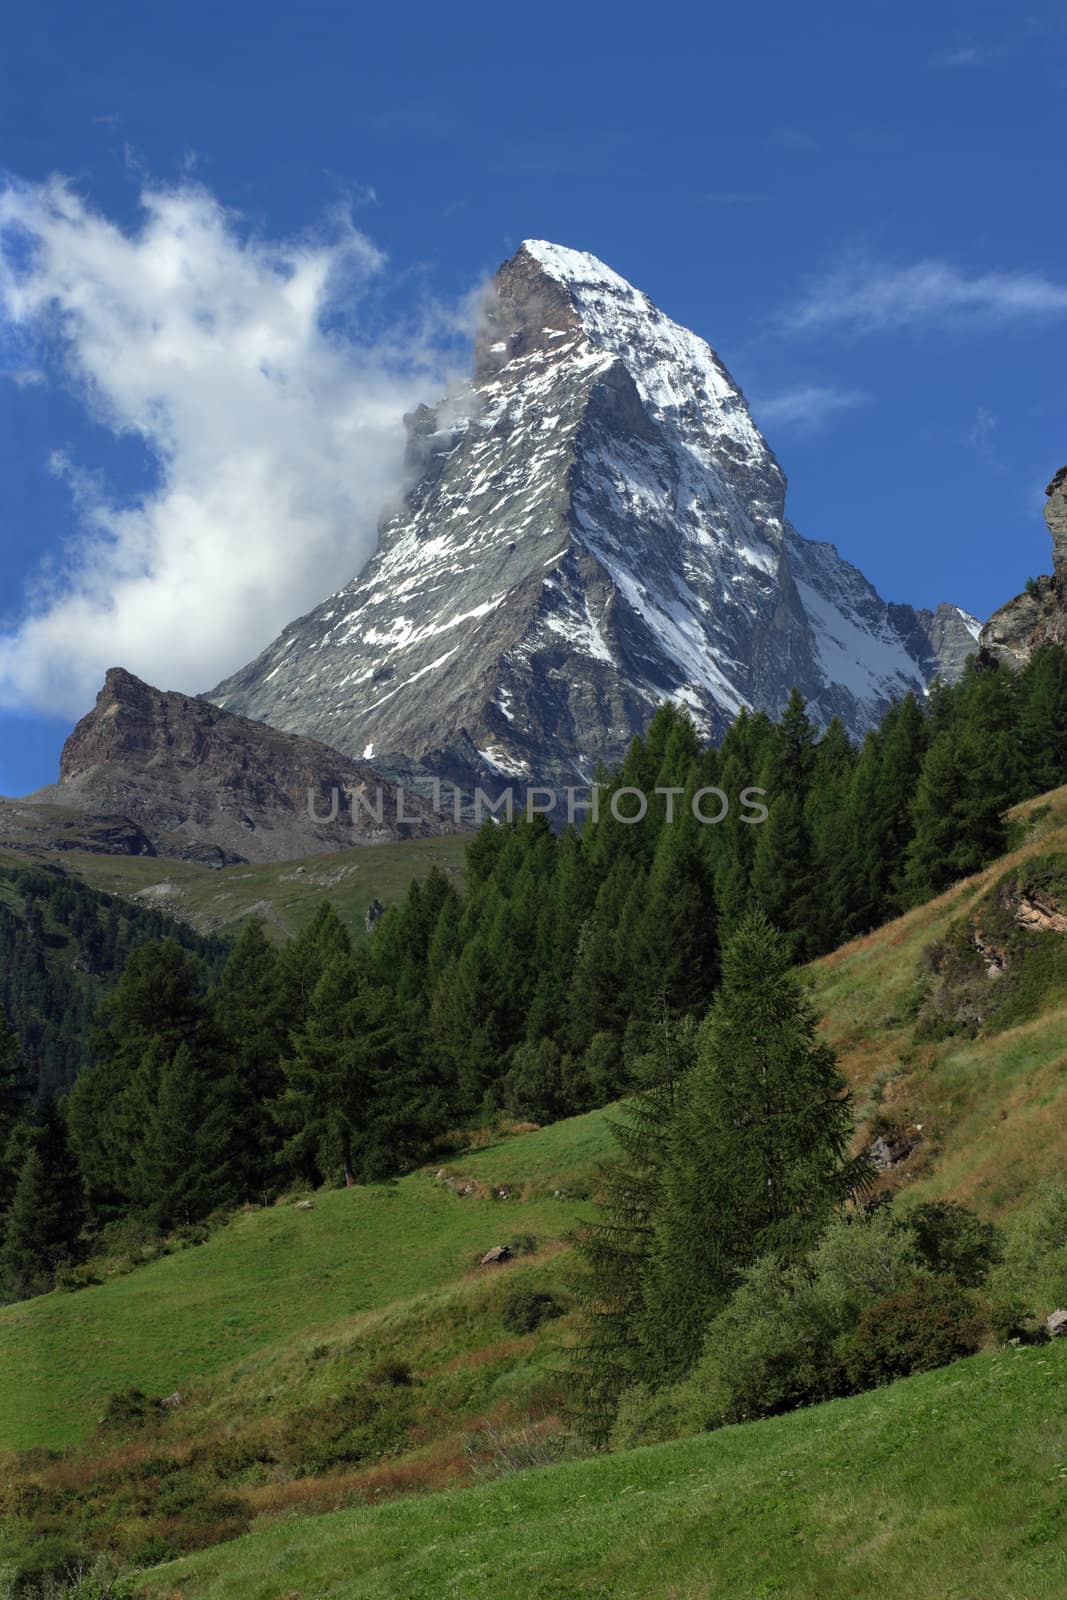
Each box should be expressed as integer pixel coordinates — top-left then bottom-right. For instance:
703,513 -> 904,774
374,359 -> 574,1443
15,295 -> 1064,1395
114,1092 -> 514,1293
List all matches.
137,1340 -> 1067,1600
0,1111 -> 607,1452
0,834 -> 469,945
5,790 -> 1067,1589
814,783 -> 1067,1212
0,862 -> 229,1101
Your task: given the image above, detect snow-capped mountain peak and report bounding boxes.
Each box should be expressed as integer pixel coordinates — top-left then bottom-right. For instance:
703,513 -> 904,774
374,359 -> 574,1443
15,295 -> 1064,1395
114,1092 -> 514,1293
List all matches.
210,242 -> 977,790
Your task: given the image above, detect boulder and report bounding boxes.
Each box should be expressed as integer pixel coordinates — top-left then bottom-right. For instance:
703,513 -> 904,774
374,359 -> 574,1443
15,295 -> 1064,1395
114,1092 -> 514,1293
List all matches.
1047,1309 -> 1067,1338
479,1244 -> 512,1268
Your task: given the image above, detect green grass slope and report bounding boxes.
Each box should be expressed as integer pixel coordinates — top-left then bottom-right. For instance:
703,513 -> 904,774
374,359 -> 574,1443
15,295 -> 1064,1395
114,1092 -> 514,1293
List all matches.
0,1159 -> 590,1452
814,786 -> 1067,1213
138,1340 -> 1067,1600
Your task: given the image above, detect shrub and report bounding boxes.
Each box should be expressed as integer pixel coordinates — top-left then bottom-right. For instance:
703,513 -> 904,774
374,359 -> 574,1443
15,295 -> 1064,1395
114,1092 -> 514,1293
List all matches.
1,1540 -> 100,1597
846,1277 -> 983,1387
278,1385 -> 412,1473
53,1263 -> 100,1294
507,1232 -> 539,1257
677,1254 -> 847,1429
991,1185 -> 1067,1316
97,1389 -> 162,1432
500,1285 -> 567,1335
610,1383 -> 696,1450
809,1207 -> 924,1323
989,1296 -> 1043,1346
366,1357 -> 413,1388
903,1201 -> 1002,1287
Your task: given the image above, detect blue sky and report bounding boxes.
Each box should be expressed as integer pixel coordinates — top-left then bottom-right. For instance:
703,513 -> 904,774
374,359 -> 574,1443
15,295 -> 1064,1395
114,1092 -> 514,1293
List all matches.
1,0 -> 1065,794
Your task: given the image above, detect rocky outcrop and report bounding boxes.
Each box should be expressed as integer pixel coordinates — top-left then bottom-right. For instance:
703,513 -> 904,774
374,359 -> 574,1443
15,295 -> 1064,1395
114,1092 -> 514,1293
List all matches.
210,241 -> 975,797
980,468 -> 1067,667
28,667 -> 457,865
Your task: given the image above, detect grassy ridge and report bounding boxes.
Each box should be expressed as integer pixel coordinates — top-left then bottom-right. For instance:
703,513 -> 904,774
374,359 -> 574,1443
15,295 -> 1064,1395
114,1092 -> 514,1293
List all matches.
0,834 -> 469,943
138,1340 -> 1067,1600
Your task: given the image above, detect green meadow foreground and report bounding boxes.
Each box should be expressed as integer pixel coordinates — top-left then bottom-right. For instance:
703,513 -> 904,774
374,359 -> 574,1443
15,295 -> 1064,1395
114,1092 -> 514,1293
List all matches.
139,1341 -> 1067,1600
0,1109 -> 609,1451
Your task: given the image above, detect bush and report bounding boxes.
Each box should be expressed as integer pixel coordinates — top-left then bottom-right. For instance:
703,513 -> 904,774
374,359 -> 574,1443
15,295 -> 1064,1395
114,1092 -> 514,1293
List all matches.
278,1384 -> 412,1473
97,1389 -> 162,1431
610,1383 -> 696,1450
991,1185 -> 1067,1316
53,1263 -> 100,1294
676,1255 -> 847,1429
904,1201 -> 1002,1287
846,1276 -> 984,1387
507,1232 -> 539,1257
989,1296 -> 1044,1346
0,1543 -> 124,1598
500,1285 -> 567,1335
366,1357 -> 413,1387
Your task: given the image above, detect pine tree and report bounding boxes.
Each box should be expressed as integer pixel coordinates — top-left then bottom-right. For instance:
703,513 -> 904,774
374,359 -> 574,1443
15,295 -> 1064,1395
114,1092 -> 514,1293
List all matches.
0,1101 -> 86,1299
135,1043 -> 237,1230
570,1008 -> 698,1441
902,728 -> 1008,901
212,921 -> 288,1200
68,941 -> 212,1221
280,953 -> 437,1186
0,1006 -> 26,1223
749,692 -> 819,956
1019,647 -> 1067,793
639,910 -> 867,1382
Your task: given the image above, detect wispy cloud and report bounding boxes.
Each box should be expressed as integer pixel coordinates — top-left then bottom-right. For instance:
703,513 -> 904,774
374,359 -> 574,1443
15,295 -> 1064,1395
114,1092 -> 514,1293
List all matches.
926,44 -> 985,68
779,256 -> 1067,334
0,177 -> 467,718
967,406 -> 998,460
751,385 -> 869,434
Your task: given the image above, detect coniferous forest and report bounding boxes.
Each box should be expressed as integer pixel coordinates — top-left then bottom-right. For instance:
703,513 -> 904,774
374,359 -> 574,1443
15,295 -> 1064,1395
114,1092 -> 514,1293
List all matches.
2,646 -> 1067,1310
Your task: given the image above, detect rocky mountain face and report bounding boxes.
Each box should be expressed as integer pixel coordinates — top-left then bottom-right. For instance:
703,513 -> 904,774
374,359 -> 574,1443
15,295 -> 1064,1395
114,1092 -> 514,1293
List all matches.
28,668 -> 455,866
979,468 -> 1067,668
211,241 -> 978,792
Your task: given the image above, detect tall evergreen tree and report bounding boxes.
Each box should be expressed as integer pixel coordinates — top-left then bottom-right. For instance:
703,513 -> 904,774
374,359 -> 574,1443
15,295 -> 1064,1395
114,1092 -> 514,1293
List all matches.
68,941 -> 212,1221
0,1101 -> 86,1299
212,921 -> 289,1199
570,1008 -> 698,1441
639,910 -> 867,1381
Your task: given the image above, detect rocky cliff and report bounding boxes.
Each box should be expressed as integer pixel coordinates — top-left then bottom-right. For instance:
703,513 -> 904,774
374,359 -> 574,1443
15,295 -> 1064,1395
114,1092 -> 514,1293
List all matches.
211,241 -> 978,791
980,468 -> 1067,668
28,668 -> 455,865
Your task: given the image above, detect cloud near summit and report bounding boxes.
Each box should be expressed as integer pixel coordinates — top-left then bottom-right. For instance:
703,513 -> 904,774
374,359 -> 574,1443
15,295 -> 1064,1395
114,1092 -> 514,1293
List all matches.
0,178 -> 464,718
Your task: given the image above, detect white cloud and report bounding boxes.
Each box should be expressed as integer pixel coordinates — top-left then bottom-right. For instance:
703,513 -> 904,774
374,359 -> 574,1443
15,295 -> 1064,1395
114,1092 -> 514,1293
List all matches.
751,385 -> 868,434
0,177 -> 465,717
780,256 -> 1067,335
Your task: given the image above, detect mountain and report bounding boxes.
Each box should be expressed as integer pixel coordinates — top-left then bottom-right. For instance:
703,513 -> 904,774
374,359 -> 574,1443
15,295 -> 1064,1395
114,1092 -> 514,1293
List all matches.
979,465 -> 1067,667
211,240 -> 978,792
23,666 -> 456,866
